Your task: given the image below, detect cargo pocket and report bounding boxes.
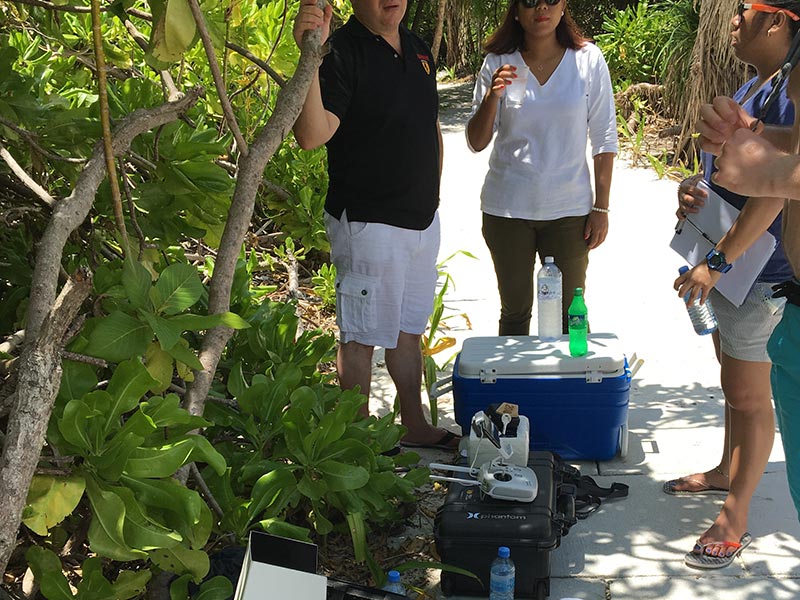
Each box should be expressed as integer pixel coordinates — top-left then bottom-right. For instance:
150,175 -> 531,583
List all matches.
335,272 -> 377,333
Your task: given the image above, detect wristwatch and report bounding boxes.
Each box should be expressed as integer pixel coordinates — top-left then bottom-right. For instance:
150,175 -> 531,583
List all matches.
706,248 -> 732,273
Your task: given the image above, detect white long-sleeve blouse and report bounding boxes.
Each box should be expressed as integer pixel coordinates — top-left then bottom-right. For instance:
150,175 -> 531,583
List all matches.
469,42 -> 618,221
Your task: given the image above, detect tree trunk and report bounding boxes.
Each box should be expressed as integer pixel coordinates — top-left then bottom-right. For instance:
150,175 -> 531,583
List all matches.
410,0 -> 428,34
0,274 -> 91,574
445,0 -> 472,77
431,0 -> 447,66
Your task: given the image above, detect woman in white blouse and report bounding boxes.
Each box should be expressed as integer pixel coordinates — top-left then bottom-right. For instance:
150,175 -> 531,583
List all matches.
466,0 -> 618,335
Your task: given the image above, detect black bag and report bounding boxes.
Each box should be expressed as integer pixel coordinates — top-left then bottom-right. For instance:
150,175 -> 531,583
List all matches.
556,459 -> 629,520
434,451 -> 628,599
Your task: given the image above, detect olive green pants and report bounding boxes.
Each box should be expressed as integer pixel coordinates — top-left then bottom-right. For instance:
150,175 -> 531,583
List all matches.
482,212 -> 589,336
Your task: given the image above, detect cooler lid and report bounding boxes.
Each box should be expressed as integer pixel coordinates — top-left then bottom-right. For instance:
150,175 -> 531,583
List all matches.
457,333 -> 626,379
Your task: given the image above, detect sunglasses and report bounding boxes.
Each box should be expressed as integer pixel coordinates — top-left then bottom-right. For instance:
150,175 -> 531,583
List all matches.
737,3 -> 800,22
519,0 -> 561,8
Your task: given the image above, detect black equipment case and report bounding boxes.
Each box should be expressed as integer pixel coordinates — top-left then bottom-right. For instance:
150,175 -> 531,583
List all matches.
434,451 -> 577,600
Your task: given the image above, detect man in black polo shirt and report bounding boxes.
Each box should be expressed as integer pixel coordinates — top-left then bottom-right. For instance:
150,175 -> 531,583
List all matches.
293,0 -> 457,450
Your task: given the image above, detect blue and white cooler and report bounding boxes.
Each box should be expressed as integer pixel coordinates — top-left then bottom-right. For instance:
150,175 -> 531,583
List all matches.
452,333 -> 631,461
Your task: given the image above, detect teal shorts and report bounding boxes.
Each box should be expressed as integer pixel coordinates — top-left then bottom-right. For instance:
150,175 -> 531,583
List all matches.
768,301 -> 800,521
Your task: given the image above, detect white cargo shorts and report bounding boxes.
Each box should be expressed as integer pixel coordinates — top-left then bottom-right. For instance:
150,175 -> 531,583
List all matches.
325,210 -> 440,349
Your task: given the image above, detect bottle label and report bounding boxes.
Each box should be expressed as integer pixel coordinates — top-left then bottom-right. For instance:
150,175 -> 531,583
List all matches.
568,314 -> 587,329
538,279 -> 561,299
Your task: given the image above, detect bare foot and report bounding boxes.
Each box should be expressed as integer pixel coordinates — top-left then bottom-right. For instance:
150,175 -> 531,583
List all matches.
696,505 -> 748,550
664,466 -> 729,494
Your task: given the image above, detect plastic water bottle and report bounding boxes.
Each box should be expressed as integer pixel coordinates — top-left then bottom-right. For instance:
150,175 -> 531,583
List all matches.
567,288 -> 588,357
382,570 -> 407,597
537,256 -> 563,341
678,266 -> 718,335
489,546 -> 515,600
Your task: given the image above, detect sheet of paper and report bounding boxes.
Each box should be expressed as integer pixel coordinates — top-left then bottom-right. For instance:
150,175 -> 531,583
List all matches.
669,180 -> 776,307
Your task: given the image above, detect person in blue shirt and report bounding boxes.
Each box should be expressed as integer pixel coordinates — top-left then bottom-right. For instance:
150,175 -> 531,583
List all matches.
664,0 -> 799,569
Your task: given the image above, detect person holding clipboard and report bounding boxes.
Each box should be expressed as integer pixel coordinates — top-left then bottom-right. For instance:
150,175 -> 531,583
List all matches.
663,0 -> 798,570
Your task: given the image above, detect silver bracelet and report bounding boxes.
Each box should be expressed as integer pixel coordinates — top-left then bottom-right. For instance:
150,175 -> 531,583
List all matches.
592,206 -> 610,214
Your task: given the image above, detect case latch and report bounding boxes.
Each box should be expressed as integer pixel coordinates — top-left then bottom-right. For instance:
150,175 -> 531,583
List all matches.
479,368 -> 497,384
585,369 -> 603,384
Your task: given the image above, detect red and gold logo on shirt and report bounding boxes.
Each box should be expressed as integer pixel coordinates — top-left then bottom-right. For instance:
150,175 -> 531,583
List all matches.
417,53 -> 431,75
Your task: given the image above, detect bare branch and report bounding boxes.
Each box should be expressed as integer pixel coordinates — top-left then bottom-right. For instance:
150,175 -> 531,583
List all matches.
182,3 -> 327,418
0,116 -> 86,164
119,17 -> 182,102
8,0 -> 150,20
91,0 -> 130,252
187,0 -> 248,156
190,463 -> 225,521
0,331 -> 26,356
10,0 -> 93,13
126,151 -> 158,173
0,142 -> 55,207
229,71 -> 262,103
25,87 -> 204,340
119,159 -> 148,259
60,351 -> 108,368
262,179 -> 292,202
214,158 -> 237,175
225,42 -> 286,87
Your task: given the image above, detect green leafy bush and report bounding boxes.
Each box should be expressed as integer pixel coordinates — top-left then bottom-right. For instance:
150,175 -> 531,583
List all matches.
596,0 -> 672,88
205,301 -> 427,582
312,263 -> 337,311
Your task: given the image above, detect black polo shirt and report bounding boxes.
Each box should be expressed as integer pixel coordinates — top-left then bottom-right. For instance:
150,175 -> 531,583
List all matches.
319,16 -> 440,230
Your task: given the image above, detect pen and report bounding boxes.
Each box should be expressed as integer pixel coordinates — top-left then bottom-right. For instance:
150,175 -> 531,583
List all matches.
681,216 -> 719,248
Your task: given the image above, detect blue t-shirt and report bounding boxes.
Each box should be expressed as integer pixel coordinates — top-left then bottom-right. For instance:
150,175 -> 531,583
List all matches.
701,75 -> 794,283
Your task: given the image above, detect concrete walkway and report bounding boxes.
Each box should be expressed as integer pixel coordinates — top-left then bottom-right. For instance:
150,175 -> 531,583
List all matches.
369,81 -> 800,599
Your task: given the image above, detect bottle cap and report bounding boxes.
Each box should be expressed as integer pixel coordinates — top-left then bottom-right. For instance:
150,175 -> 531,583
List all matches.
678,265 -> 690,275
574,287 -> 584,295
498,546 -> 510,558
387,570 -> 401,582
544,256 -> 555,263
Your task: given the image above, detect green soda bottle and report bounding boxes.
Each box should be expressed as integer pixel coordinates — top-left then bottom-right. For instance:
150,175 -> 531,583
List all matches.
568,288 -> 588,357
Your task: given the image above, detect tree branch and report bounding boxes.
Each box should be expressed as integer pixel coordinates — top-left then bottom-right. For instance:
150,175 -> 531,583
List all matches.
25,87 -> 204,340
10,0 -> 93,13
182,3 -> 327,419
225,42 -> 286,87
119,17 -> 182,102
190,463 -> 224,521
0,271 -> 92,575
9,0 -> 150,20
187,0 -> 248,156
119,159 -> 148,259
91,0 -> 130,252
0,116 -> 86,164
0,331 -> 26,356
60,351 -> 108,368
0,142 -> 55,207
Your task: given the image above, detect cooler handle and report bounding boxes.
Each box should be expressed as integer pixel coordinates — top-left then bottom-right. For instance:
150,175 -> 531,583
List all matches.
429,375 -> 453,399
627,352 -> 644,380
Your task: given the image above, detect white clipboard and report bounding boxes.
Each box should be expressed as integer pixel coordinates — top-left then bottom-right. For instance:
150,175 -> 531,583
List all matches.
669,180 -> 777,307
